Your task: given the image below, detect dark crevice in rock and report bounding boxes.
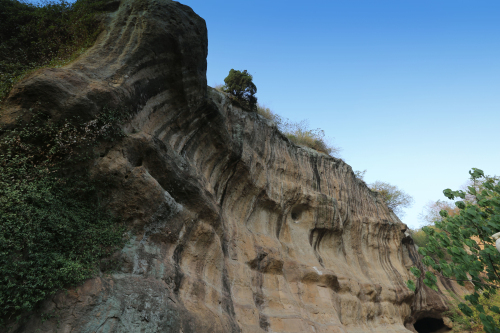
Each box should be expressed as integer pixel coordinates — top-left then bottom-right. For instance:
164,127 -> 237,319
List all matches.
217,163 -> 238,206
221,265 -> 241,333
310,227 -> 336,268
251,248 -> 272,332
275,212 -> 285,239
309,155 -> 321,191
172,244 -> 185,294
414,317 -> 450,333
259,314 -> 270,331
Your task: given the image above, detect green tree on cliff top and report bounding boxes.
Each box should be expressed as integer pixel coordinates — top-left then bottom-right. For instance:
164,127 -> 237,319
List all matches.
223,69 -> 257,110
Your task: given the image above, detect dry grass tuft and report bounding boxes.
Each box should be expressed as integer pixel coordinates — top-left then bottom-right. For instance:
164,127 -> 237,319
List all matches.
256,103 -> 277,121
212,91 -> 341,157
213,83 -> 225,92
257,103 -> 341,157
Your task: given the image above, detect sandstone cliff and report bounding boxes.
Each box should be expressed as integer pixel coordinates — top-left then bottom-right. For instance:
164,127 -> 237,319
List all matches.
1,0 -> 464,332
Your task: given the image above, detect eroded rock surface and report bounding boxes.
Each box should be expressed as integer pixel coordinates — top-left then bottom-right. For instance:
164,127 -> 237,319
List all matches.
1,0 -> 464,332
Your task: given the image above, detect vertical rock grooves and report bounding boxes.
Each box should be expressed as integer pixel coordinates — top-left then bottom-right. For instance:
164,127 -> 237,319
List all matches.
1,0 -> 462,332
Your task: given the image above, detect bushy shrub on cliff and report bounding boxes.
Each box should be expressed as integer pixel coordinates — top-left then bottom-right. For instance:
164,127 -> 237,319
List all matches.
0,0 -> 106,102
369,181 -> 414,217
223,69 -> 257,110
0,110 -> 126,325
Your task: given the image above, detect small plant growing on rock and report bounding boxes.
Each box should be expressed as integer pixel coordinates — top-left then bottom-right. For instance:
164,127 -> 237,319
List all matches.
223,69 -> 257,111
255,102 -> 341,157
368,181 -> 414,217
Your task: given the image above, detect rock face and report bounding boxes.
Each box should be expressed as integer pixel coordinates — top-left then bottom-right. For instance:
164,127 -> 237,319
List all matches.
1,0 -> 465,332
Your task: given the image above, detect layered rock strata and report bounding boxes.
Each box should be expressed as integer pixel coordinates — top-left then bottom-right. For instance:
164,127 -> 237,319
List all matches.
1,0 -> 463,332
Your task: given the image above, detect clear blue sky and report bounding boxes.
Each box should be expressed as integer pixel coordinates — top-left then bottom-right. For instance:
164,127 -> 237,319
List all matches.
180,0 -> 500,228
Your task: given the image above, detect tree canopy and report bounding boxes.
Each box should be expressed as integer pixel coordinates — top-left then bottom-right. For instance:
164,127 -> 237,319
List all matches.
419,199 -> 460,226
369,181 -> 414,217
408,168 -> 500,333
223,69 -> 257,110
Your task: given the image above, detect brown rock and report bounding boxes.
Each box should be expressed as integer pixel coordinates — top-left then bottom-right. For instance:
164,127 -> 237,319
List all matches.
1,0 -> 465,332
443,317 -> 453,328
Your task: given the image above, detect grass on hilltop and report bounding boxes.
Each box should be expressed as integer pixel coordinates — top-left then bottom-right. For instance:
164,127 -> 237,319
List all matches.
256,103 -> 340,156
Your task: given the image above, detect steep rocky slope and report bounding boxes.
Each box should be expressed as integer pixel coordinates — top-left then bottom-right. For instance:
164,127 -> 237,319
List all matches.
1,0 -> 464,332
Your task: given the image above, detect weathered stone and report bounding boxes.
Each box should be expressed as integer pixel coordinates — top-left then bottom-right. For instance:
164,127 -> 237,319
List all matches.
443,317 -> 453,329
1,0 -> 465,332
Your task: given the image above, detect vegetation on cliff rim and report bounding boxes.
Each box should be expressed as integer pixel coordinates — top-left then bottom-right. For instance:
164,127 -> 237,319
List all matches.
368,181 -> 414,218
256,103 -> 341,156
222,69 -> 258,111
0,0 -> 106,102
354,169 -> 414,218
214,82 -> 341,156
408,169 -> 500,333
0,109 -> 127,325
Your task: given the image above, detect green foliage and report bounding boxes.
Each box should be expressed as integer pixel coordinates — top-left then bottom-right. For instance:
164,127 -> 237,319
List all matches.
354,169 -> 367,181
419,199 -> 460,226
409,168 -> 500,333
406,280 -> 416,292
0,0 -> 106,102
408,228 -> 430,248
445,291 -> 500,332
223,69 -> 257,110
256,103 -> 341,156
369,181 -> 414,217
0,109 -> 126,325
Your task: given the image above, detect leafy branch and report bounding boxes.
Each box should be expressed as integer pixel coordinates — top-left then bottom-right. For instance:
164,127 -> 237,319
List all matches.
407,168 -> 500,333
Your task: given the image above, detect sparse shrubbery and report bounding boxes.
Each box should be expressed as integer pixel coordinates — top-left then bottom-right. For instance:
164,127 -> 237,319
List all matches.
256,102 -> 340,156
281,120 -> 337,155
210,87 -> 341,156
256,103 -> 275,121
0,0 -> 106,102
369,181 -> 414,217
213,83 -> 225,92
354,169 -> 367,181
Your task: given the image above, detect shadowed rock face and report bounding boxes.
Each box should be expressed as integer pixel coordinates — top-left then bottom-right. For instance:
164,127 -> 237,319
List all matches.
1,0 -> 462,332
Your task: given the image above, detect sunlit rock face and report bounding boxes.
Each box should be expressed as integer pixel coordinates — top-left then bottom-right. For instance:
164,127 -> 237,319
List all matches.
2,0 -> 461,332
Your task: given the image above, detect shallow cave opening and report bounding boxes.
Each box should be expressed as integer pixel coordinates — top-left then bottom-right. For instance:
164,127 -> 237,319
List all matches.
413,317 -> 450,333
